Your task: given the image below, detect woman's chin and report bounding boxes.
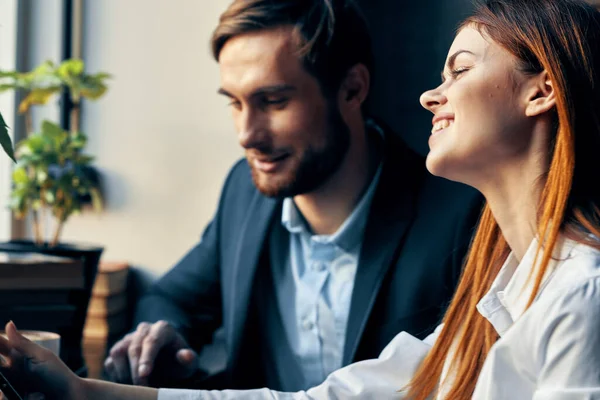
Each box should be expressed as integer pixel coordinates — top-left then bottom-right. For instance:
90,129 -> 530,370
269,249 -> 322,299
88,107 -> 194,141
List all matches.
425,153 -> 463,182
425,151 -> 448,178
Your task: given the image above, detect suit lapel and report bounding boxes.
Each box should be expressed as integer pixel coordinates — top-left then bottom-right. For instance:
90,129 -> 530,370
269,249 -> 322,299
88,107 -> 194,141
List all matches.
343,134 -> 425,364
228,192 -> 279,360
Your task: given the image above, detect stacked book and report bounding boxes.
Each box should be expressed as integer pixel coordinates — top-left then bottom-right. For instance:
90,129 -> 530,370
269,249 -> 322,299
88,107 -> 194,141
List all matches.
0,252 -> 88,374
83,261 -> 130,379
0,252 -> 84,331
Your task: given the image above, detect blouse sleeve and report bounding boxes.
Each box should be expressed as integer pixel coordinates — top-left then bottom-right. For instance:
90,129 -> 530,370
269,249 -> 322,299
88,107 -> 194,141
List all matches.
531,277 -> 600,400
157,326 -> 442,400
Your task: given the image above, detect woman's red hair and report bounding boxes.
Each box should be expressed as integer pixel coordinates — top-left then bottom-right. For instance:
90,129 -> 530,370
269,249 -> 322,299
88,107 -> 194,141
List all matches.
407,1 -> 600,398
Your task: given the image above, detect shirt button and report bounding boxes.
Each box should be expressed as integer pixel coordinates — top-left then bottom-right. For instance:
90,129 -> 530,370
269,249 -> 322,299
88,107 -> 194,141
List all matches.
312,261 -> 326,272
301,318 -> 315,331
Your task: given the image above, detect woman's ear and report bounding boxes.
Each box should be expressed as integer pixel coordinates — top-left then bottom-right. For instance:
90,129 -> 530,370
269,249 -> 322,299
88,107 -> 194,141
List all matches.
525,70 -> 556,117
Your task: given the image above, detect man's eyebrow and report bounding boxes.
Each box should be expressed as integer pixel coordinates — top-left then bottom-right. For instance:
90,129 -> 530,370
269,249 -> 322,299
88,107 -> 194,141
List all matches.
440,50 -> 476,82
217,84 -> 297,98
217,88 -> 234,97
253,84 -> 296,96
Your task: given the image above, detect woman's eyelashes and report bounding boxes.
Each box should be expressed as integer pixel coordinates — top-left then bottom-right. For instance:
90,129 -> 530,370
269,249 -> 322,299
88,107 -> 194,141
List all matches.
450,66 -> 471,79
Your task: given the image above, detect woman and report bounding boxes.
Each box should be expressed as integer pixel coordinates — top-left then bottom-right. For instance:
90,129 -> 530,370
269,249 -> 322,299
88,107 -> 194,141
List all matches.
2,0 -> 600,398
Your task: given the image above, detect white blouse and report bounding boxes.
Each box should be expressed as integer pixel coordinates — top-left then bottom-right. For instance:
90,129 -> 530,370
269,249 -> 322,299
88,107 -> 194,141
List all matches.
158,237 -> 600,399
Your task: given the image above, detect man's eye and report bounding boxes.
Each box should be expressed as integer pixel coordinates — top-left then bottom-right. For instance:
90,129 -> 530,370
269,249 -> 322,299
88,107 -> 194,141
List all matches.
228,100 -> 242,109
263,97 -> 288,107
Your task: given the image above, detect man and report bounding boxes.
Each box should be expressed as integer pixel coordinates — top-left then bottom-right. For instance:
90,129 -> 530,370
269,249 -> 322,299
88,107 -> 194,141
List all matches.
104,0 -> 482,391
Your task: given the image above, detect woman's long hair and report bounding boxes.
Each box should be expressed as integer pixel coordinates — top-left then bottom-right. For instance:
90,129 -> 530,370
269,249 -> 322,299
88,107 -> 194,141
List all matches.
407,1 -> 600,398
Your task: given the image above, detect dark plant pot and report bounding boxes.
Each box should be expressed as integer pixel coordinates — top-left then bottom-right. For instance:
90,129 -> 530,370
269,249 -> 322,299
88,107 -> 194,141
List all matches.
0,240 -> 103,377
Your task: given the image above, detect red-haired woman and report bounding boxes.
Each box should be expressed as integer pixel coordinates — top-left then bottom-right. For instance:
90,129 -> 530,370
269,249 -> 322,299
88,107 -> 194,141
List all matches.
2,0 -> 600,399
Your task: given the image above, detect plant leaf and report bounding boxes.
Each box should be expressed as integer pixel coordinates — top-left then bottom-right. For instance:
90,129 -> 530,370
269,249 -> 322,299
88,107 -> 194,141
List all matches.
18,87 -> 61,113
90,187 -> 103,212
0,83 -> 19,92
57,59 -> 84,78
43,189 -> 56,204
12,167 -> 28,184
0,112 -> 15,162
19,135 -> 47,154
77,154 -> 94,164
41,120 -> 66,146
80,84 -> 107,100
32,61 -> 55,76
93,72 -> 111,80
0,71 -> 20,79
37,169 -> 48,183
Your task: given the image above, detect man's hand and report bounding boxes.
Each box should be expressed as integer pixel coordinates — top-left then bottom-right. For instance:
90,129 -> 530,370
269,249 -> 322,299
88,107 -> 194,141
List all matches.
104,321 -> 198,386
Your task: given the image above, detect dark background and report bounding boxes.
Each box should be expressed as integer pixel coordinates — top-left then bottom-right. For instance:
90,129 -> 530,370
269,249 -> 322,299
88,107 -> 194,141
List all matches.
358,0 -> 475,155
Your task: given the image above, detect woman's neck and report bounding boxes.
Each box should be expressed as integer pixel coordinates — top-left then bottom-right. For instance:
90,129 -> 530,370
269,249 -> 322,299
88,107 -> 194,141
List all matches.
480,158 -> 546,261
486,191 -> 539,261
476,122 -> 553,261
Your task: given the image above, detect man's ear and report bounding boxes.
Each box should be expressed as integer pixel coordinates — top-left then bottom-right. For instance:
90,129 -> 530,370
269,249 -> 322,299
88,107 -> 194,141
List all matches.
338,63 -> 370,110
525,70 -> 556,117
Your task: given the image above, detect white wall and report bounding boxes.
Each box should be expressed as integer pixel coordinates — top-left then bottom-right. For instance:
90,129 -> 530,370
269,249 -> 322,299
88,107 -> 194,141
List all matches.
60,0 -> 241,274
22,0 -> 63,124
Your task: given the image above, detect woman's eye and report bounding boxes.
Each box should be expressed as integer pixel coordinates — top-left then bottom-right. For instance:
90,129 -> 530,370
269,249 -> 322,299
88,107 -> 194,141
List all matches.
450,67 -> 470,78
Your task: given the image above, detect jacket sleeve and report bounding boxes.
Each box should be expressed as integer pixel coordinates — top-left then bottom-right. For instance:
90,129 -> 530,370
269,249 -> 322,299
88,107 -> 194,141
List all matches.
134,219 -> 222,350
156,327 -> 442,400
133,160 -> 246,350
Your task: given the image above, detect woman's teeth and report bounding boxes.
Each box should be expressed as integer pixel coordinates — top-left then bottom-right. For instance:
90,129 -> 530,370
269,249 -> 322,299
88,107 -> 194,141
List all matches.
432,119 -> 454,133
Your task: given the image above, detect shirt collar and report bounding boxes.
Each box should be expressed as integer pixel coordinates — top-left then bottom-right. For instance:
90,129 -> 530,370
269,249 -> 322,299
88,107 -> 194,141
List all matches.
282,163 -> 382,252
476,235 -> 577,336
281,120 -> 384,252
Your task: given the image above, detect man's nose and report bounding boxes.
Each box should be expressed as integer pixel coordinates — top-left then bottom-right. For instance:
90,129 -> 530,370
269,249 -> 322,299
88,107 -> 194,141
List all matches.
237,109 -> 268,149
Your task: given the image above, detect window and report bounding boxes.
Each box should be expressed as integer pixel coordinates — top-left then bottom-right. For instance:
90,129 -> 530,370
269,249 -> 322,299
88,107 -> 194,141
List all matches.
0,0 -> 19,240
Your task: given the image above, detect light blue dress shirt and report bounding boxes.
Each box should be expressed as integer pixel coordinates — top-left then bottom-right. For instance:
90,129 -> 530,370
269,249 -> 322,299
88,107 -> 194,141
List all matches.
271,160 -> 383,388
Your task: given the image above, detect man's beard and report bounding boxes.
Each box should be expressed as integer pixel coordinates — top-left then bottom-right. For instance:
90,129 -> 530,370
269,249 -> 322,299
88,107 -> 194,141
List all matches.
249,107 -> 351,198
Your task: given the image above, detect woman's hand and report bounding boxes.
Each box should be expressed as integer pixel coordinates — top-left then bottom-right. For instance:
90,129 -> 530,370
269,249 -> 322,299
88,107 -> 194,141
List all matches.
0,321 -> 84,400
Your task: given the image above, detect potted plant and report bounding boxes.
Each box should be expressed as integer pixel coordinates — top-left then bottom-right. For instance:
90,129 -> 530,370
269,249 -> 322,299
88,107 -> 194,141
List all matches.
0,59 -> 110,376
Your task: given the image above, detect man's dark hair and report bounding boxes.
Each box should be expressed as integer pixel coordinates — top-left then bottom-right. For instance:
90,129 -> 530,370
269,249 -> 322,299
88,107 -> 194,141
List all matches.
211,0 -> 374,96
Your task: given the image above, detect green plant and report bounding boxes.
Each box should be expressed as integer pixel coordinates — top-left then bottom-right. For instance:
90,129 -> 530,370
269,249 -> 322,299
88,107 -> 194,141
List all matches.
0,59 -> 109,246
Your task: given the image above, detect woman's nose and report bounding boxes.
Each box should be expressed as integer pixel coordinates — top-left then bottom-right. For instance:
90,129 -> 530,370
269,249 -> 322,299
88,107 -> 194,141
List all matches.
419,87 -> 447,113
